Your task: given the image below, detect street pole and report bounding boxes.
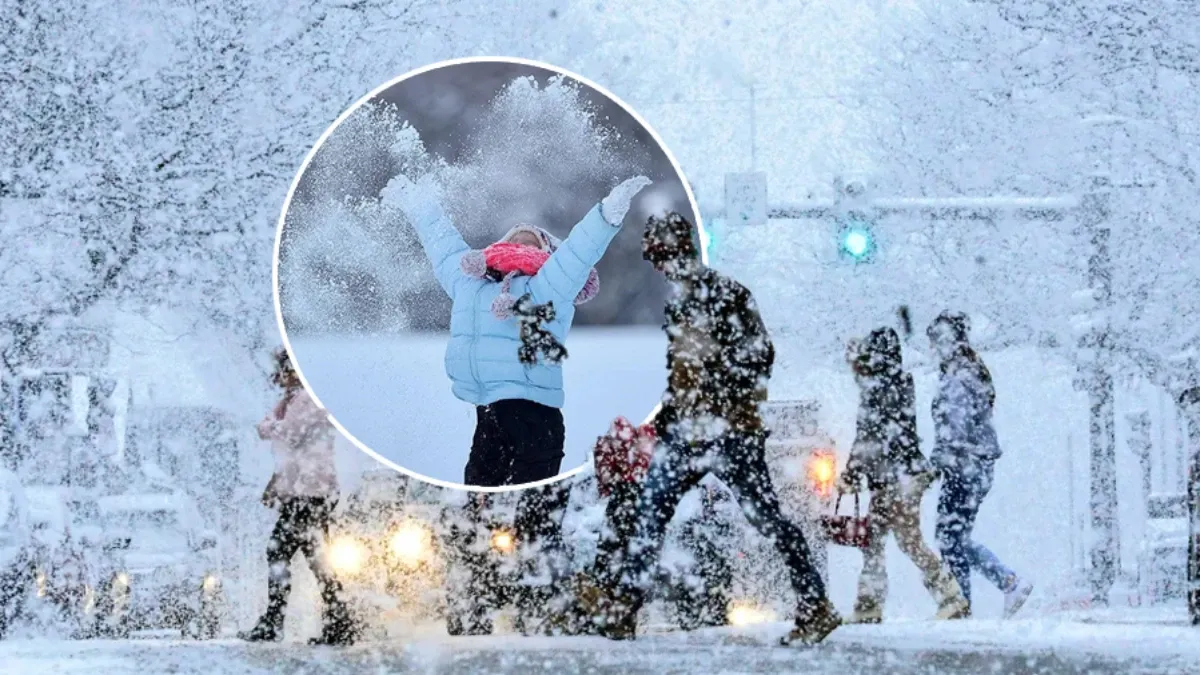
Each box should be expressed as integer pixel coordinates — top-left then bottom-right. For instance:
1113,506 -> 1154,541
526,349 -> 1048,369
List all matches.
1181,387 -> 1200,625
1080,115 -> 1121,606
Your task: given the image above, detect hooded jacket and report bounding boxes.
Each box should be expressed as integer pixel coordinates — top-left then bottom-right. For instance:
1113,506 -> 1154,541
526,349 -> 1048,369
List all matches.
844,327 -> 930,490
257,387 -> 338,498
656,265 -> 774,438
410,201 -> 620,409
930,346 -> 1002,471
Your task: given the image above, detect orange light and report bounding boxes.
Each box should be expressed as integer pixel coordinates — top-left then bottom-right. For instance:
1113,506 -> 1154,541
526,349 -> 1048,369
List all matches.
808,451 -> 836,497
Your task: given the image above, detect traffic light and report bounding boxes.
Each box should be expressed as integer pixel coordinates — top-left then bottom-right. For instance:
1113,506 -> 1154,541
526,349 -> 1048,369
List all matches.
833,177 -> 876,264
838,212 -> 876,263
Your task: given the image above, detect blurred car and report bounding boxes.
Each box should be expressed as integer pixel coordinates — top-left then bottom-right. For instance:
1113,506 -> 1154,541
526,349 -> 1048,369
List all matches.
91,491 -> 223,638
1136,492 -> 1190,605
327,470 -> 522,635
0,467 -> 33,639
21,486 -> 98,635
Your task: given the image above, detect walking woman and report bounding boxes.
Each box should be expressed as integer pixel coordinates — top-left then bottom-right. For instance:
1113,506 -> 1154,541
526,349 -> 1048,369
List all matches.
241,348 -> 359,645
840,327 -> 968,623
927,311 -> 1033,618
381,172 -> 651,487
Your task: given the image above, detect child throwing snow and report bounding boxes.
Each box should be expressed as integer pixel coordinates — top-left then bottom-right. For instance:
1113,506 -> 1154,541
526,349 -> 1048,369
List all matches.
381,173 -> 652,487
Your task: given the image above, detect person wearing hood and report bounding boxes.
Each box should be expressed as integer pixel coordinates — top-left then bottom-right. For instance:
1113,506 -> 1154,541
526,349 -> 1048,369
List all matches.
382,173 -> 652,488
927,311 -> 1033,618
840,327 -> 968,624
240,348 -> 359,646
586,212 -> 840,646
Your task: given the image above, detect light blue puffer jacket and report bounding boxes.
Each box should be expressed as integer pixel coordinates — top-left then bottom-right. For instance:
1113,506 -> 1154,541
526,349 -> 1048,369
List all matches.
410,202 -> 621,408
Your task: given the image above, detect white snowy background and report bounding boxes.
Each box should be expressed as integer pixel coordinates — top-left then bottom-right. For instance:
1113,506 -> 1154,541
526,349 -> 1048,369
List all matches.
2,0 -> 1199,672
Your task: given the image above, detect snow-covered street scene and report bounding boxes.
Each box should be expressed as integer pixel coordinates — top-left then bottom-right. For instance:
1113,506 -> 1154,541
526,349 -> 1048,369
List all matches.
3,1 -> 1200,673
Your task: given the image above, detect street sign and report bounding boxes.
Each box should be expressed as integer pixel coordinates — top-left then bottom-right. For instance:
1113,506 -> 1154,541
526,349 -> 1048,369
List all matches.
724,172 -> 768,227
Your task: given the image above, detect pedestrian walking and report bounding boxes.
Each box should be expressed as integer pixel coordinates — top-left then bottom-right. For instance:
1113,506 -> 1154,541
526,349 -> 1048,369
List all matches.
240,348 -> 359,645
840,327 -> 968,623
587,212 -> 840,646
927,311 -> 1033,618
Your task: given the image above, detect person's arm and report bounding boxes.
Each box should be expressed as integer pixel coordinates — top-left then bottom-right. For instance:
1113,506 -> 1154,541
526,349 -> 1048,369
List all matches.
381,173 -> 470,296
274,390 -> 333,449
526,176 -> 651,306
842,386 -> 877,491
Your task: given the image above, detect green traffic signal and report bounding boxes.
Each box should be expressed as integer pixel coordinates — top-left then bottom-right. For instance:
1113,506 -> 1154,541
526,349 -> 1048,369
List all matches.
839,219 -> 875,262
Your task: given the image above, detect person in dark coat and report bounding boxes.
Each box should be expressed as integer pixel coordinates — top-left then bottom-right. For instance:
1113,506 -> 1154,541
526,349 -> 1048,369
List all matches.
927,311 -> 1032,618
840,327 -> 967,623
587,212 -> 840,646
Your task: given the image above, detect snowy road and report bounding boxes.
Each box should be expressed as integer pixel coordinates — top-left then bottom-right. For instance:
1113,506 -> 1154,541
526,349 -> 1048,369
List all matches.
3,620 -> 1196,674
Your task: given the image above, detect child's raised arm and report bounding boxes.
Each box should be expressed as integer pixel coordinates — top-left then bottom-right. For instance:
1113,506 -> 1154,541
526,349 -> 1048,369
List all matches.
527,175 -> 652,306
382,174 -> 469,297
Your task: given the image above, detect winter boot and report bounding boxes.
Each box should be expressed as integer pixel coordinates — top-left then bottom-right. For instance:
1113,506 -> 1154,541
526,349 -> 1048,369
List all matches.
576,577 -> 639,641
238,616 -> 283,642
1002,578 -> 1034,619
932,571 -> 970,620
782,598 -> 842,646
843,604 -> 883,625
308,601 -> 361,646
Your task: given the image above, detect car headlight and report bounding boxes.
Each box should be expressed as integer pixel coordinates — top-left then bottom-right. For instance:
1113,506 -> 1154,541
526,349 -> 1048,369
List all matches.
202,574 -> 219,594
389,522 -> 431,567
327,536 -> 367,577
490,528 -> 515,555
727,601 -> 775,627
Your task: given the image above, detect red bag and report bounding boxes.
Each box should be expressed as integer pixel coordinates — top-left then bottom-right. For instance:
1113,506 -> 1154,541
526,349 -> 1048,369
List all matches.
593,417 -> 655,497
820,493 -> 873,549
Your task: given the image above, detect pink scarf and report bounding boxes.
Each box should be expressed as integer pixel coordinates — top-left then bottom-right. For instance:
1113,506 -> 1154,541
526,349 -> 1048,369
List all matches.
460,241 -> 600,319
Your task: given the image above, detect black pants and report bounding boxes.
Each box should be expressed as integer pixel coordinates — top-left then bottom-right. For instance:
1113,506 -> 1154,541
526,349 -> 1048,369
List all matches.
259,497 -> 350,631
618,430 -> 828,616
591,482 -> 641,589
465,399 -> 565,487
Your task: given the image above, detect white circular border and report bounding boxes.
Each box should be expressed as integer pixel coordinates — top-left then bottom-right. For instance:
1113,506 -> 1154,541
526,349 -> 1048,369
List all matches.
272,55 -> 710,493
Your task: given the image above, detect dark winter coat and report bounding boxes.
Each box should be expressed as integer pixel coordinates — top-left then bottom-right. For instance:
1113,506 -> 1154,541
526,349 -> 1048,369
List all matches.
655,267 -> 774,437
930,347 -> 1002,472
844,328 -> 930,490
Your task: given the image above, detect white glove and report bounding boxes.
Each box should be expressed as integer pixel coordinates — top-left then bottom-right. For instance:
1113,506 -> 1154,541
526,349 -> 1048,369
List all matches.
381,173 -> 445,226
599,175 -> 652,226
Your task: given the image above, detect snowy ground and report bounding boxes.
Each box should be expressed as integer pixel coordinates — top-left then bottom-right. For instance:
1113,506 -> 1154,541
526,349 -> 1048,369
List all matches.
288,327 -> 667,485
2,616 -> 1196,674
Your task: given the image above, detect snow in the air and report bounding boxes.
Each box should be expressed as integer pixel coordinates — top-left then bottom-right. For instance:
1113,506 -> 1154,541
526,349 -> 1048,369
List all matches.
1,0 -> 1199,673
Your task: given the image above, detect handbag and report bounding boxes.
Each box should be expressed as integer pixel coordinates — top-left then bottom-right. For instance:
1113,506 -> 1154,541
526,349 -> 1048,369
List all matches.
820,493 -> 872,549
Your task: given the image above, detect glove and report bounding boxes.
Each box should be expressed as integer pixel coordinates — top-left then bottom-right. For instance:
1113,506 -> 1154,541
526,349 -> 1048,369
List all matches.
599,175 -> 652,226
381,173 -> 445,226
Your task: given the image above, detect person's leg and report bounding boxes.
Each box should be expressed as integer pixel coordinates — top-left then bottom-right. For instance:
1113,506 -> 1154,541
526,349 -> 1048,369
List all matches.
714,433 -> 831,625
512,482 -> 572,634
851,486 -> 896,623
892,476 -> 967,617
464,404 -> 511,487
299,497 -> 359,644
502,400 -> 566,485
619,442 -> 706,598
936,468 -> 980,610
958,463 -> 1019,593
590,438 -> 704,639
244,499 -> 303,639
591,481 -> 641,587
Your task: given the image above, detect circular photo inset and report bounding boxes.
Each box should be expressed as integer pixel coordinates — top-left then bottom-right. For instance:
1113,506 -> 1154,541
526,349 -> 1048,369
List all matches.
275,57 -> 701,490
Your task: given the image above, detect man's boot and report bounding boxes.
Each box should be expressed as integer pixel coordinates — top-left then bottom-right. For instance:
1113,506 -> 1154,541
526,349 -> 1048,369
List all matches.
308,599 -> 361,646
239,572 -> 287,642
575,576 -> 638,641
781,598 -> 841,646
